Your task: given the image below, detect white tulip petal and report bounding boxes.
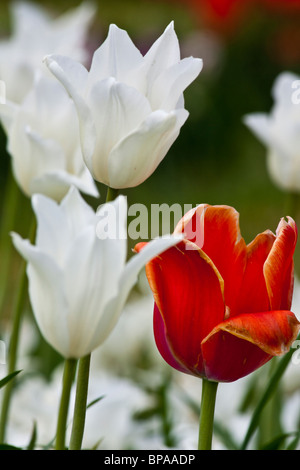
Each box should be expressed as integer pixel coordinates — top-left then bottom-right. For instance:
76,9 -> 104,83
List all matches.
62,195 -> 128,357
88,78 -> 152,183
30,165 -> 98,202
88,24 -> 143,85
143,22 -> 180,94
0,101 -> 18,134
96,195 -> 128,253
32,192 -> 69,261
150,56 -> 203,111
44,54 -> 88,96
272,71 -> 299,104
1,1 -> 95,103
63,226 -> 124,357
10,126 -> 65,197
45,54 -> 96,161
108,109 -> 188,188
11,233 -> 70,358
244,113 -> 272,147
60,185 -> 97,236
11,1 -> 49,37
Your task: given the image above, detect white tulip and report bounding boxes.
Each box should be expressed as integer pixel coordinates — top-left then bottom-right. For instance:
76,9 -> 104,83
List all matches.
12,187 -> 181,359
244,72 -> 300,192
0,1 -> 95,103
0,74 -> 98,201
45,22 -> 203,189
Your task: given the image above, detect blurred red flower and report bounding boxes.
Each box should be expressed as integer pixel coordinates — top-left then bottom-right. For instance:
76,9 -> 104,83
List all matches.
135,205 -> 300,382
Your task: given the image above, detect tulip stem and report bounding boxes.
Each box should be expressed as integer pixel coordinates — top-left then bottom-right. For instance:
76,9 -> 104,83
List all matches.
0,216 -> 36,443
55,358 -> 77,450
106,186 -> 119,202
69,353 -> 91,450
198,379 -> 218,450
0,169 -> 21,324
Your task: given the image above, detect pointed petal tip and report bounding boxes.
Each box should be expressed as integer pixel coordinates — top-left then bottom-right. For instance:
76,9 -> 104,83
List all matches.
133,241 -> 148,253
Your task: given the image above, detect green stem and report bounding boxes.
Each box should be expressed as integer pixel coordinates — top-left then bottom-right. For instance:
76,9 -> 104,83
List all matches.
198,379 -> 218,450
55,358 -> 77,450
0,259 -> 27,442
0,170 -> 21,323
106,186 -> 119,203
69,354 -> 91,450
0,217 -> 36,442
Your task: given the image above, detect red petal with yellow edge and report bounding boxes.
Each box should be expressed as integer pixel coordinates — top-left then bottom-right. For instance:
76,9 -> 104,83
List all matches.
234,230 -> 275,315
201,330 -> 272,382
264,217 -> 297,310
153,303 -> 191,375
175,205 -> 247,312
201,310 -> 300,382
144,239 -> 225,376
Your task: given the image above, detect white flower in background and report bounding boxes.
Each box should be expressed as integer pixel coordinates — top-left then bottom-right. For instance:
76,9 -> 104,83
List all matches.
0,1 -> 95,103
244,72 -> 300,192
0,74 -> 98,201
45,22 -> 203,189
12,187 -> 181,359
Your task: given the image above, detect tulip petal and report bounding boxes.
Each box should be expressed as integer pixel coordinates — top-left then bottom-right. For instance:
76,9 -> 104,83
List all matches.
32,186 -> 96,262
150,56 -> 203,111
44,54 -> 96,162
201,310 -> 300,382
12,127 -> 65,197
88,24 -> 143,86
264,217 -> 297,310
11,233 -> 70,358
63,224 -> 127,357
143,22 -> 180,95
30,168 -> 98,202
88,78 -> 151,184
108,109 -> 188,188
235,230 -> 276,314
243,113 -> 271,147
140,239 -> 225,376
175,204 -> 247,313
153,303 -> 191,374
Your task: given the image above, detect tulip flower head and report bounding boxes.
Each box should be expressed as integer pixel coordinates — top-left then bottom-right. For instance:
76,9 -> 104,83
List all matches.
0,74 -> 98,201
136,204 -> 300,382
0,1 -> 95,103
244,72 -> 300,192
45,22 -> 203,189
12,187 -> 181,359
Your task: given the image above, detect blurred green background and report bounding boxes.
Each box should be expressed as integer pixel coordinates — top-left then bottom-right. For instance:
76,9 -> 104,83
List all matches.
1,0 -> 300,265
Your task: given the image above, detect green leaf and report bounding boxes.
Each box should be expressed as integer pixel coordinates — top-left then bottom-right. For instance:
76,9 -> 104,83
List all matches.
27,422 -> 37,450
214,420 -> 239,450
240,351 -> 293,450
260,432 -> 297,450
0,444 -> 22,450
0,370 -> 22,389
86,395 -> 105,410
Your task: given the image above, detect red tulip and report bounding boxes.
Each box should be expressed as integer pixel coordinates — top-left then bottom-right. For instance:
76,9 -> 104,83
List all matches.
135,204 -> 300,382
